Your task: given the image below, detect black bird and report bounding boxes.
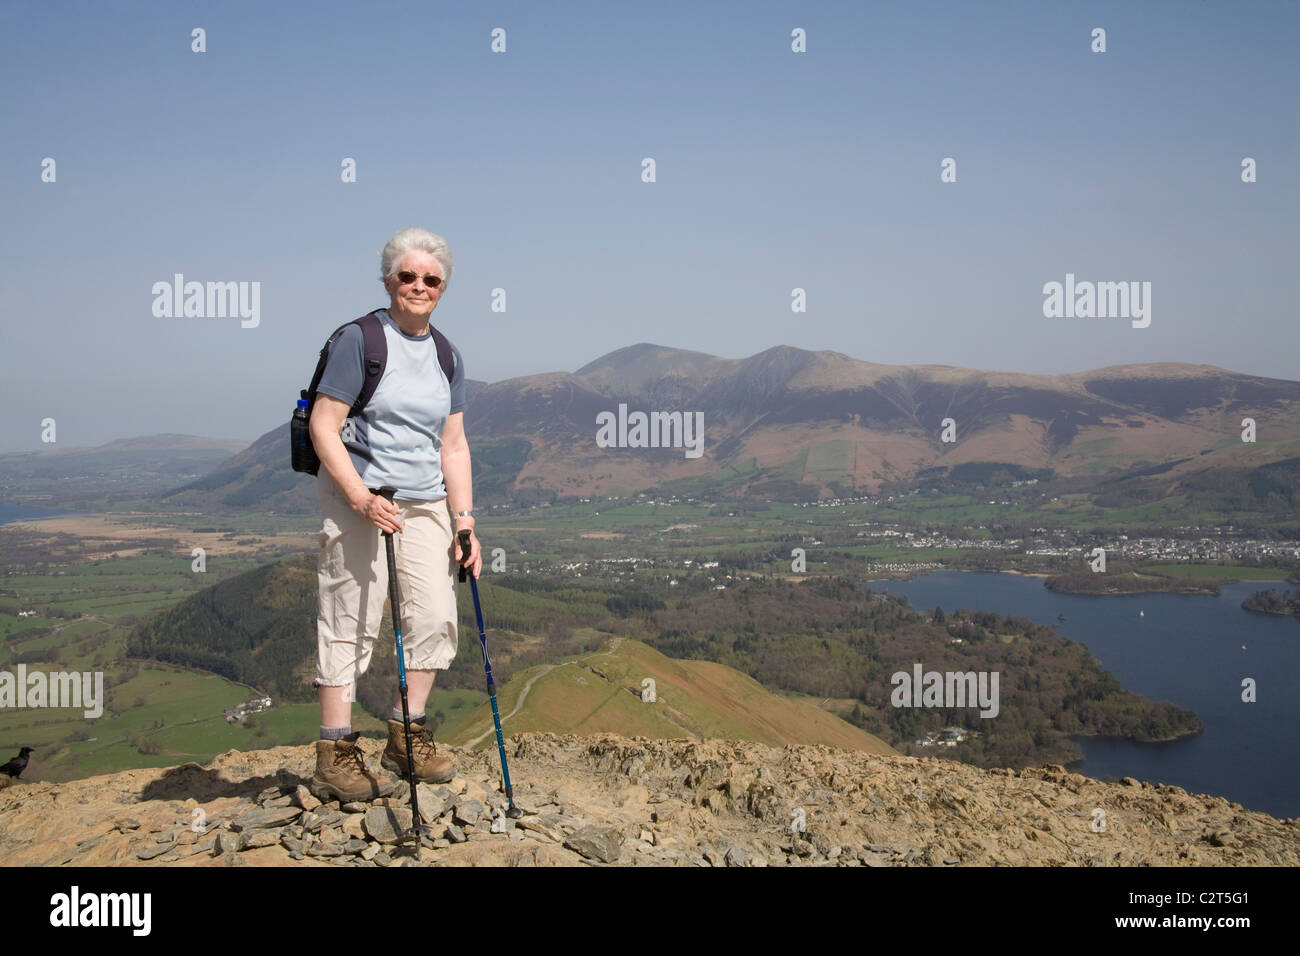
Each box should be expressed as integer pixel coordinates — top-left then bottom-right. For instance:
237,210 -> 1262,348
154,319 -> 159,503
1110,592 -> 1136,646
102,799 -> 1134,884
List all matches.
2,747 -> 34,778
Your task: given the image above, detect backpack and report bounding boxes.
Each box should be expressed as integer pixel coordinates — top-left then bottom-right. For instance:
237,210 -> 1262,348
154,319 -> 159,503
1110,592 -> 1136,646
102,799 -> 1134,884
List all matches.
290,309 -> 456,475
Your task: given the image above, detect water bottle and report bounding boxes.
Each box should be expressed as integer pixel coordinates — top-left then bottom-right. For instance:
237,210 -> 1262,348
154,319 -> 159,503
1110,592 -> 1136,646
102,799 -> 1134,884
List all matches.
290,391 -> 318,474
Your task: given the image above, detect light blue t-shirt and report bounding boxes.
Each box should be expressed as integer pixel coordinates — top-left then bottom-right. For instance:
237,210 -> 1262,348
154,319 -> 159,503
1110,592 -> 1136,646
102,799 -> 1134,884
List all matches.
315,310 -> 466,501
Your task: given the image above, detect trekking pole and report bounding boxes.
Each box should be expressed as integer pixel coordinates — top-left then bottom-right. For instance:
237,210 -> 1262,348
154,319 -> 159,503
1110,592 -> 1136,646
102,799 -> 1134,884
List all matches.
377,486 -> 426,841
458,529 -> 523,818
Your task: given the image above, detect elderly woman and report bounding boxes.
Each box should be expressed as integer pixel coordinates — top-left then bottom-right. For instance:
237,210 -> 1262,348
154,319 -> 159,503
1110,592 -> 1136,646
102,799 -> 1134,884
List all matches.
307,227 -> 481,802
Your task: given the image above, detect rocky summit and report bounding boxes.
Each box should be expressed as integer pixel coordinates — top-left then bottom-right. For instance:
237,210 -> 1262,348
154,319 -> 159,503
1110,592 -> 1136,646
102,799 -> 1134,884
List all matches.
1,733 -> 1296,867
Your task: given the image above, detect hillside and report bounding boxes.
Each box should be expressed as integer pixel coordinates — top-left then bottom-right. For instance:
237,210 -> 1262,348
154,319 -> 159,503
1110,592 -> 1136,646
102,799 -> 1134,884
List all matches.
440,637 -> 894,754
120,560 -> 892,756
122,559 -> 1202,771
121,557 -> 1200,771
1,733 -> 1295,867
150,345 -> 1300,512
127,554 -> 317,701
0,433 -> 250,508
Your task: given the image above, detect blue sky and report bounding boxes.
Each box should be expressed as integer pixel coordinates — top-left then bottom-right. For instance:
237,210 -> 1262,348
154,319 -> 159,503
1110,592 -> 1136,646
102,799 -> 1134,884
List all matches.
1,0 -> 1296,452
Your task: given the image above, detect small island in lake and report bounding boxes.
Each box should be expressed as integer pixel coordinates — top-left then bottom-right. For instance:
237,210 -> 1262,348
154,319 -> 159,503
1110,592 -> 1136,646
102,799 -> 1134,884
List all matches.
1044,570 -> 1221,596
1242,588 -> 1300,617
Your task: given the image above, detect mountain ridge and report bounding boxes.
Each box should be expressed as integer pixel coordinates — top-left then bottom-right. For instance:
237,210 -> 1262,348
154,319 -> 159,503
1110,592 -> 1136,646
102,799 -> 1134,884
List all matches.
87,342 -> 1300,511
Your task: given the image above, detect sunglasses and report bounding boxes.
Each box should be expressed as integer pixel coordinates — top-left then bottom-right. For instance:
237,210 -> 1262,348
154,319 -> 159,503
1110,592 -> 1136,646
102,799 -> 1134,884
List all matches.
395,270 -> 443,289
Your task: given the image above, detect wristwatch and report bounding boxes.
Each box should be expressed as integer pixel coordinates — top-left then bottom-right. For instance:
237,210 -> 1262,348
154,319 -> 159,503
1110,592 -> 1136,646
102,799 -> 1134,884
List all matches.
453,510 -> 474,520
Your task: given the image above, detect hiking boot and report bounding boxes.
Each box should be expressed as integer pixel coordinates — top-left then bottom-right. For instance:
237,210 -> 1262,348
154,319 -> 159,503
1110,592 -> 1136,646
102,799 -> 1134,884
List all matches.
311,732 -> 394,802
381,719 -> 454,783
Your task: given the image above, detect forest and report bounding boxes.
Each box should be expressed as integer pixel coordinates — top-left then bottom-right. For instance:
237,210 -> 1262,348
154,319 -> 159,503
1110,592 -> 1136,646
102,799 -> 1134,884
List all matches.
1242,588 -> 1300,617
1045,569 -> 1220,595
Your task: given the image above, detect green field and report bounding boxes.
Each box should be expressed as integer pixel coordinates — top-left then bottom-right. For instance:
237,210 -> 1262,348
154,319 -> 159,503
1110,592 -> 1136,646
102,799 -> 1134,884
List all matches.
802,441 -> 853,486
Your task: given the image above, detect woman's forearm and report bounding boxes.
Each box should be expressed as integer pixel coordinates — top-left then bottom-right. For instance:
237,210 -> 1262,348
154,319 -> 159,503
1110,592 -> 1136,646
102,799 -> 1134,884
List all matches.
442,444 -> 474,529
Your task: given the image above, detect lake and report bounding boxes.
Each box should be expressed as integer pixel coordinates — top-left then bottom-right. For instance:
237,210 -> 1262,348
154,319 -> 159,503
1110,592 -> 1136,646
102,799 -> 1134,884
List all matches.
0,502 -> 83,525
867,571 -> 1299,819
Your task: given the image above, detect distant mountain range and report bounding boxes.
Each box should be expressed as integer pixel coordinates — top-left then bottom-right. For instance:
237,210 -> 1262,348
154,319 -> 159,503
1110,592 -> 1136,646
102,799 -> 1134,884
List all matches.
153,344 -> 1300,513
0,434 -> 250,507
8,345 -> 1299,513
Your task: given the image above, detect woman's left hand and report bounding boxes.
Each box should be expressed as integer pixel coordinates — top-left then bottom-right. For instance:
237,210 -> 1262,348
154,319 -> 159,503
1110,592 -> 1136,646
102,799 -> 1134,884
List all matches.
455,527 -> 482,579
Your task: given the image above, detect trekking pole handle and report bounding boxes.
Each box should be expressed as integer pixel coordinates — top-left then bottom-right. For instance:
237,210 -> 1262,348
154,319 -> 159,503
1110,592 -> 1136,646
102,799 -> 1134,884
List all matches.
373,486 -> 401,539
457,529 -> 471,582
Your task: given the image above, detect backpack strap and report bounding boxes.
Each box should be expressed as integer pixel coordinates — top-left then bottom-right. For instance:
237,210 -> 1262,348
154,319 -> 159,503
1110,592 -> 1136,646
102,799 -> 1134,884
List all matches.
303,310 -> 388,416
352,311 -> 388,416
430,326 -> 456,391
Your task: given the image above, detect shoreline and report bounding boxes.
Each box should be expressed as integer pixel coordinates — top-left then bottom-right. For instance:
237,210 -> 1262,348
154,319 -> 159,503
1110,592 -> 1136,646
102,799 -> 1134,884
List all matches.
862,566 -> 1282,590
1045,583 -> 1220,597
1242,605 -> 1300,618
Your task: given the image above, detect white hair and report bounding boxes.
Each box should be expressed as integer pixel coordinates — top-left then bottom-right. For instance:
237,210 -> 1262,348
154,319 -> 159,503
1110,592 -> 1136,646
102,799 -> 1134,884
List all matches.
380,227 -> 454,290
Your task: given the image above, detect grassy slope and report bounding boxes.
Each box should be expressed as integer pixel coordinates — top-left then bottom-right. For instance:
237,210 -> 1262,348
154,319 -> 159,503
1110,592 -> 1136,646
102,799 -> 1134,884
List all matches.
441,637 -> 896,754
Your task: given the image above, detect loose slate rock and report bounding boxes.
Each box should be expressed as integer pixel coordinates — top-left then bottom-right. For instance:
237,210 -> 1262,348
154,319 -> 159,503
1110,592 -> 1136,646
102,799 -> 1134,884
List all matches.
445,824 -> 467,844
564,826 -> 624,864
511,793 -> 542,815
416,785 -> 446,824
317,809 -> 345,828
301,809 -> 345,833
453,797 -> 485,826
231,806 -> 302,832
364,806 -> 414,844
516,817 -> 562,842
725,845 -> 751,867
136,843 -> 175,861
213,832 -> 240,856
307,842 -> 347,857
240,829 -> 282,850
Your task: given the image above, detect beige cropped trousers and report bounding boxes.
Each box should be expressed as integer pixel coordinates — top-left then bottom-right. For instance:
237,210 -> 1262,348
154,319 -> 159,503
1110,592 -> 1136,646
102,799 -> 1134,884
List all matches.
314,475 -> 459,688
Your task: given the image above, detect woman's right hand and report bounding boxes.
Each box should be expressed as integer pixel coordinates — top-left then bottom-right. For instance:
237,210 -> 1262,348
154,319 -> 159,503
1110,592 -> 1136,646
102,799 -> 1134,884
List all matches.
348,487 -> 404,534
